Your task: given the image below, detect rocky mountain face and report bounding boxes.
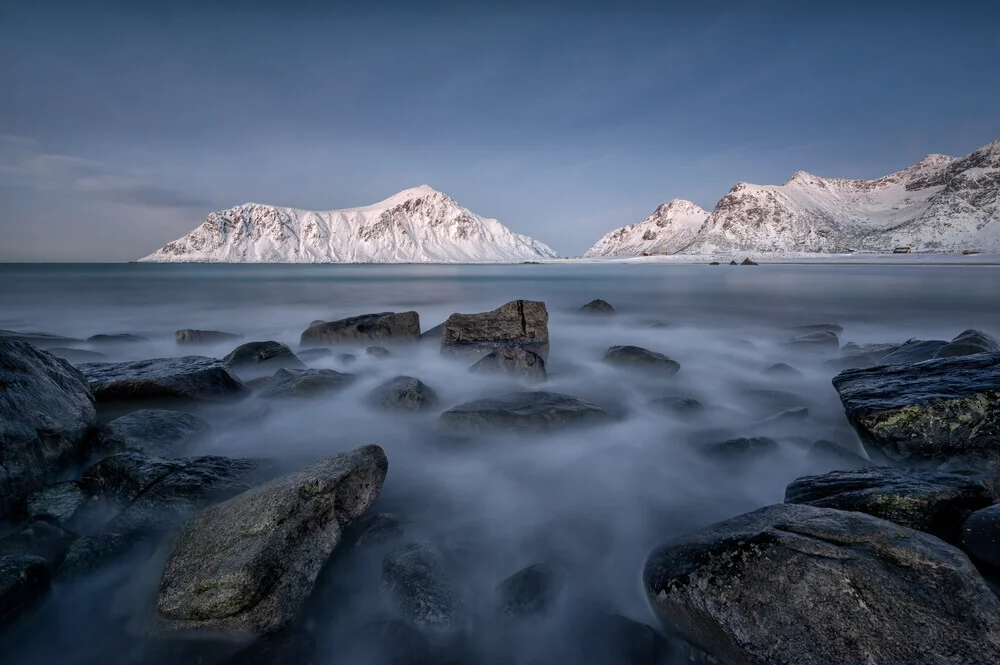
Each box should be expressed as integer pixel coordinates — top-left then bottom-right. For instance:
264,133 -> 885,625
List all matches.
581,200 -> 709,257
139,186 -> 558,263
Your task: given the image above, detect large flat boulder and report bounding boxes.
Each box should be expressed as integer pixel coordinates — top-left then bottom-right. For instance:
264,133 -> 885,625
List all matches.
603,345 -> 680,375
98,409 -> 211,457
258,368 -> 355,399
643,503 -> 1000,665
0,341 -> 97,518
440,300 -> 549,359
299,312 -> 420,347
831,352 -> 1000,462
156,445 -> 387,637
78,356 -> 249,404
439,391 -> 613,433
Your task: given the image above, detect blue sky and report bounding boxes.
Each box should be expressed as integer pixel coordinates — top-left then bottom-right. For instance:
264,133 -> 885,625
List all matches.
1,1 -> 998,260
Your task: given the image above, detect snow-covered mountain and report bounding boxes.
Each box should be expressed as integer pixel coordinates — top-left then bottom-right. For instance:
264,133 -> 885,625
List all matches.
581,200 -> 709,257
139,185 -> 558,263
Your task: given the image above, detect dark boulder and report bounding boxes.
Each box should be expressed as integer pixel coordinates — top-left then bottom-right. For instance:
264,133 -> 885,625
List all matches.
737,388 -> 811,416
0,341 -> 96,518
580,299 -> 616,314
223,341 -> 305,371
879,339 -> 948,364
366,376 -> 439,413
382,542 -> 461,632
728,260 -> 738,265
156,445 -> 387,637
24,481 -> 92,527
78,356 -> 248,404
365,345 -> 391,358
439,391 -> 613,433
345,512 -> 406,551
709,261 -> 720,265
699,436 -> 778,461
98,409 -> 211,457
763,363 -> 803,378
962,504 -> 1000,568
935,328 -> 1000,359
300,312 -> 420,347
832,352 -> 1000,463
56,533 -> 133,581
603,346 -> 680,375
440,300 -> 549,360
648,395 -> 704,419
469,346 -> 547,383
336,353 -> 357,365
785,467 -> 994,543
0,554 -> 51,629
82,451 -> 186,506
643,503 -> 1000,665
740,258 -> 758,265
175,329 -> 241,346
87,333 -> 147,345
0,520 -> 76,568
495,563 -> 565,619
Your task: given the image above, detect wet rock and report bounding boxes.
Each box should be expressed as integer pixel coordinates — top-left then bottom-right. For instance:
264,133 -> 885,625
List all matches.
603,346 -> 680,375
439,391 -> 613,433
832,352 -> 1000,463
699,436 -> 778,461
648,395 -> 704,418
0,554 -> 50,629
879,339 -> 948,364
785,467 -> 994,543
806,440 -> 874,470
366,345 -> 391,358
935,328 -> 1000,359
962,504 -> 1000,568
345,512 -> 406,551
0,520 -> 76,568
0,340 -> 96,518
82,452 -> 187,506
643,503 -> 1000,665
87,333 -> 147,345
259,368 -> 356,399
366,376 -> 439,413
495,563 -> 565,618
580,299 -> 615,314
296,348 -> 333,362
785,330 -> 840,353
223,341 -> 305,371
175,329 -> 241,346
440,300 -> 549,360
469,346 -> 547,383
98,409 -> 211,457
763,363 -> 803,378
24,481 -> 92,526
156,445 -> 387,637
78,356 -> 249,404
300,312 -> 420,347
575,614 -> 673,665
47,347 -> 108,363
56,533 -> 134,580
382,542 -> 461,632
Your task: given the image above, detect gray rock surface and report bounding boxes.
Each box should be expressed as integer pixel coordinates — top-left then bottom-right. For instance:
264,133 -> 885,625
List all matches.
962,504 -> 1000,568
580,299 -> 615,314
98,409 -> 211,457
47,347 -> 108,363
365,376 -> 438,412
879,339 -> 948,364
258,368 -> 356,399
935,328 -> 1000,359
365,345 -> 391,357
603,346 -> 680,375
643,503 -> 1000,665
24,481 -> 92,526
440,300 -> 549,360
223,341 -> 304,371
785,330 -> 840,352
440,391 -> 613,433
469,346 -> 547,382
495,563 -> 565,618
78,356 -> 249,403
156,445 -> 387,636
300,312 -> 420,347
699,436 -> 779,461
175,329 -> 241,345
0,340 -> 97,518
0,554 -> 51,629
382,542 -> 461,632
0,330 -> 80,347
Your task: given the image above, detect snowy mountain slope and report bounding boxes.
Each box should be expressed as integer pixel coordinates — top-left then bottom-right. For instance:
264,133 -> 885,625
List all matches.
139,185 -> 558,263
580,200 -> 709,257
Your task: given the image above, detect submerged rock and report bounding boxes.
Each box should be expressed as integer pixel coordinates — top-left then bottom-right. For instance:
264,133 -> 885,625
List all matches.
643,503 -> 1000,665
382,542 -> 461,632
82,451 -> 187,506
785,467 -> 994,543
24,481 -> 92,526
763,362 -> 803,378
440,300 -> 549,359
574,613 -> 673,665
259,368 -> 355,399
0,520 -> 76,569
365,376 -> 439,412
469,346 -> 547,383
156,445 -> 387,637
879,339 -> 948,364
649,395 -> 704,418
495,563 -> 565,619
788,323 -> 844,336
223,341 -> 305,371
935,328 -> 1000,359
56,533 -> 133,581
0,554 -> 51,629
439,391 -> 613,433
0,329 -> 80,347
785,330 -> 840,353
175,329 -> 241,346
296,348 -> 333,363
46,347 -> 108,363
603,345 -> 680,375
87,333 -> 147,345
98,409 -> 211,457
699,436 -> 779,461
832,352 -> 1000,463
0,340 -> 96,518
580,299 -> 615,314
300,311 -> 420,347
345,512 -> 406,551
740,258 -> 759,266
962,504 -> 1000,568
78,356 -> 248,404
365,345 -> 391,358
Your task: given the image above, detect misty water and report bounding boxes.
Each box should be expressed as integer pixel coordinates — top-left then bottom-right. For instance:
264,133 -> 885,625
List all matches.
2,262 -> 1000,664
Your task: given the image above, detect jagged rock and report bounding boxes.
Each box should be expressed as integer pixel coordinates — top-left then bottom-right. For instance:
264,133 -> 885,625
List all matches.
0,554 -> 51,629
258,368 -> 356,399
296,348 -> 333,362
643,503 -> 1000,665
469,346 -> 547,382
0,340 -> 97,518
98,409 -> 211,457
78,356 -> 248,404
24,481 -> 92,526
439,391 -> 613,433
365,376 -> 438,412
648,396 -> 704,418
740,257 -> 758,265
365,346 -> 391,358
603,346 -> 680,375
806,440 -> 874,470
785,330 -> 840,353
962,504 -> 1000,568
175,329 -> 241,345
300,312 -> 420,347
46,347 -> 108,363
935,328 -> 1000,358
728,260 -> 737,265
382,542 -> 461,632
763,363 -> 803,378
580,299 -> 616,314
87,333 -> 147,344
495,563 -> 565,618
832,352 -> 1000,463
879,339 -> 948,364
223,341 -> 304,371
785,467 -> 994,543
699,436 -> 779,461
440,300 -> 549,360
156,445 -> 387,637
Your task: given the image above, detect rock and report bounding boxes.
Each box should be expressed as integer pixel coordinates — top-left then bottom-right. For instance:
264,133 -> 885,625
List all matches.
366,376 -> 439,413
440,300 -> 549,360
806,440 -> 874,470
46,347 -> 108,363
0,341 -> 96,518
382,542 -> 461,632
366,345 -> 391,358
24,481 -> 92,526
216,631 -> 317,665
785,467 -> 994,543
245,376 -> 274,393
98,409 -> 211,457
345,512 -> 406,551
300,312 -> 420,347
0,520 -> 76,567
648,396 -> 704,418
87,333 -> 147,344
753,406 -> 809,427
223,341 -> 305,371
935,328 -> 1000,358
348,620 -> 432,665
728,339 -> 757,351
82,452 -> 187,506
785,330 -> 839,353
78,356 -> 249,404
0,329 -> 80,347
737,388 -> 811,415
296,348 -> 333,362
469,346 -> 547,383
879,339 -> 948,364
580,299 -> 615,314
495,563 -> 565,618
698,436 -> 778,461
0,554 -> 50,629
962,504 -> 1000,568
156,445 -> 387,637
420,322 -> 445,342
728,260 -> 737,265
439,391 -> 613,433
336,353 -> 357,365
763,363 -> 803,378
258,368 -> 356,399
603,346 -> 680,375
56,533 -> 133,580
740,257 -> 758,265
643,503 -> 1000,665
832,352 -> 1000,463
788,323 -> 844,336
175,329 -> 241,345
709,261 -> 720,265
575,614 -> 673,665
841,341 -> 899,358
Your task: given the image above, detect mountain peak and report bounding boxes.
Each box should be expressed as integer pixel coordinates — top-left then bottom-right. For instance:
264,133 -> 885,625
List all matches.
376,185 -> 450,208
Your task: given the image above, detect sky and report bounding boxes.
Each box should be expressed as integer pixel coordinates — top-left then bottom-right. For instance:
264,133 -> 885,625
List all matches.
1,1 -> 998,261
